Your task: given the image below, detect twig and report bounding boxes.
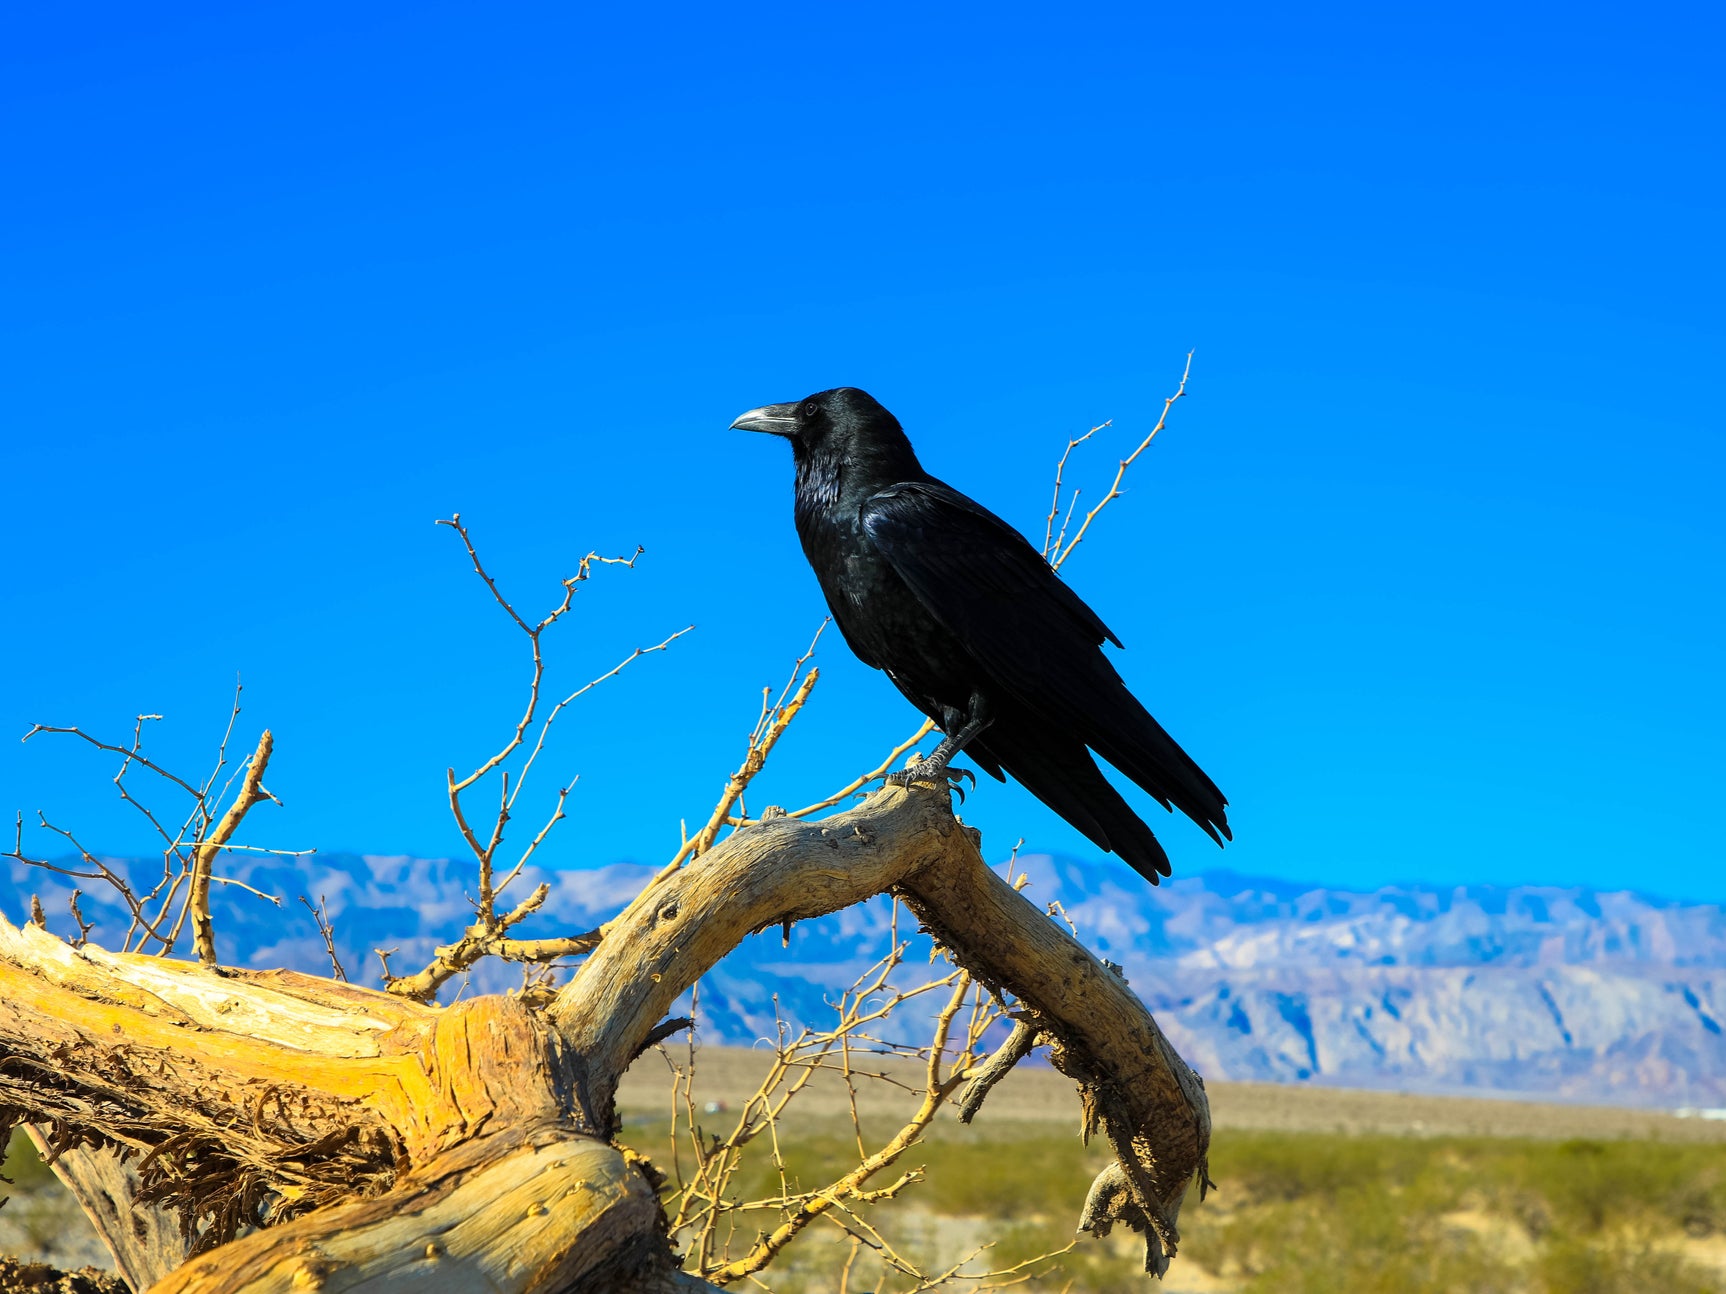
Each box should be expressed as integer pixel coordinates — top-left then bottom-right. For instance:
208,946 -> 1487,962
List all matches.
15,704 -> 309,960
787,719 -> 936,820
22,724 -> 204,800
189,729 -> 277,967
680,668 -> 818,866
1052,487 -> 1084,565
488,625 -> 691,901
1043,420 -> 1110,558
298,895 -> 347,982
13,812 -> 174,950
1053,351 -> 1193,570
707,976 -> 978,1283
436,515 -> 643,802
429,514 -> 684,986
385,876 -> 603,1002
67,890 -> 94,948
205,875 -> 284,905
195,844 -> 316,858
658,627 -> 826,882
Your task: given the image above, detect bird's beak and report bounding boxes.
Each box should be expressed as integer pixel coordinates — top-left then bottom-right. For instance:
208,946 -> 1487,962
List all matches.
730,402 -> 799,436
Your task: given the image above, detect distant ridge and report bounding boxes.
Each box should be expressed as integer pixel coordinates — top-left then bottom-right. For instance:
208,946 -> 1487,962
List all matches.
8,850 -> 1725,1107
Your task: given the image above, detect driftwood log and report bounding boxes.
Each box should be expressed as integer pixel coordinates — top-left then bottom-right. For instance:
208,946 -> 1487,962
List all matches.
0,783 -> 1210,1292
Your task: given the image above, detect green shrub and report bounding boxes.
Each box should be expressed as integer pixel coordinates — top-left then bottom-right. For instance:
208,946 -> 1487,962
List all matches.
0,1129 -> 55,1194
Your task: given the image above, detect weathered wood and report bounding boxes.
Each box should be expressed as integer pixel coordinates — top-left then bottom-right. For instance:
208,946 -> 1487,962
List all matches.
22,1133 -> 190,1292
552,781 -> 1210,1266
955,1017 -> 1040,1124
0,920 -> 583,1162
550,783 -> 969,1123
148,1132 -> 663,1294
2,781 -> 1210,1289
896,833 -> 1211,1271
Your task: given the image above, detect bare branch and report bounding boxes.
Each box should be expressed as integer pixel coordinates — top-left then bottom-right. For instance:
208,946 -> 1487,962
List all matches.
707,976 -> 977,1283
23,724 -> 203,800
1053,351 -> 1193,570
956,1016 -> 1040,1124
1052,484 -> 1084,565
557,783 -> 1210,1285
431,514 -> 686,971
384,877 -> 603,1002
298,894 -> 347,982
435,514 -> 645,799
665,665 -> 819,877
189,728 -> 277,967
787,718 -> 936,820
203,873 -> 284,906
9,811 -> 174,950
1043,419 -> 1110,558
657,622 -> 831,886
68,888 -> 94,948
492,625 -> 693,895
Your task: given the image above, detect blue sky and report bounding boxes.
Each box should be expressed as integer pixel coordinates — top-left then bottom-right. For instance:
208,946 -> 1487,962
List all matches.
3,2 -> 1721,899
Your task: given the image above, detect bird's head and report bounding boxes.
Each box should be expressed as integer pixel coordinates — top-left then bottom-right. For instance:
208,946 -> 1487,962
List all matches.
730,388 -> 915,470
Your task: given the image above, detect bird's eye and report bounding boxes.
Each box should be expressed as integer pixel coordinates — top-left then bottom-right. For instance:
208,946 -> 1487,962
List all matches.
803,401 -> 819,418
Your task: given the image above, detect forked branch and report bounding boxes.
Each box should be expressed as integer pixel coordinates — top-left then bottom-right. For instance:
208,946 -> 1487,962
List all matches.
189,728 -> 277,966
1052,351 -> 1193,570
391,516 -> 688,999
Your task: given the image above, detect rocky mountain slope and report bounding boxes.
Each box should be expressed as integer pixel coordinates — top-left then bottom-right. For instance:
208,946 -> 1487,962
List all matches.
9,849 -> 1724,1106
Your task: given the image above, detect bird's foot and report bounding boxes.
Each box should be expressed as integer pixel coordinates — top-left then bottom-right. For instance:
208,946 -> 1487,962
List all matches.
886,760 -> 976,801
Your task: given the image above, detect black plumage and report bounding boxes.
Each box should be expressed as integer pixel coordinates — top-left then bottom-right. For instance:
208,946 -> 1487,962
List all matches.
732,387 -> 1229,883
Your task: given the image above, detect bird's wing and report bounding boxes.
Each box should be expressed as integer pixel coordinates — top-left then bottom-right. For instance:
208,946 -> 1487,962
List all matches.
861,480 -> 1120,648
860,480 -> 1229,844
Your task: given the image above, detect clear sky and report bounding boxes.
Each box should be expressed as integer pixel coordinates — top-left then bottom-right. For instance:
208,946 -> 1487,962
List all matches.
3,2 -> 1721,900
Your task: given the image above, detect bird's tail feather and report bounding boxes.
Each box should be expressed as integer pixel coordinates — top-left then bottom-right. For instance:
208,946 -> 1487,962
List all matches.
1081,688 -> 1231,847
976,724 -> 1173,884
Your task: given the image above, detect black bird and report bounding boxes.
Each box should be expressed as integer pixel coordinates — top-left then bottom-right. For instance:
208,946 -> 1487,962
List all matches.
732,387 -> 1230,884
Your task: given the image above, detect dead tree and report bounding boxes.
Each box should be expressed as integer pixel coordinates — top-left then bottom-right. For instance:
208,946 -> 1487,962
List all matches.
0,365 -> 1213,1292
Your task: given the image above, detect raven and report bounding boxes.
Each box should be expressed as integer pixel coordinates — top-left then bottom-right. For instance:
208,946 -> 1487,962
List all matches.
732,387 -> 1229,883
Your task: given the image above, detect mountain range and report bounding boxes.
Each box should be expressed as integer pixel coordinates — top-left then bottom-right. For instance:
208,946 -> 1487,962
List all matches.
7,849 -> 1725,1107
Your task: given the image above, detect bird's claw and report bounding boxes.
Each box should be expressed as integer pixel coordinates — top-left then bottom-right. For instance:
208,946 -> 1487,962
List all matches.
886,761 -> 975,802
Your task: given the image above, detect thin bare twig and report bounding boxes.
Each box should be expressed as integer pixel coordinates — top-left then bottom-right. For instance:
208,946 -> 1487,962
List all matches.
67,889 -> 94,948
22,724 -> 203,800
13,700 -> 309,958
707,975 -> 979,1283
787,719 -> 936,821
657,622 -> 828,881
1043,420 -> 1110,558
438,517 -> 639,900
657,905 -> 1043,1289
384,516 -> 685,996
10,812 -> 174,949
436,515 -> 644,800
1053,351 -> 1193,570
666,667 -> 819,875
298,894 -> 347,982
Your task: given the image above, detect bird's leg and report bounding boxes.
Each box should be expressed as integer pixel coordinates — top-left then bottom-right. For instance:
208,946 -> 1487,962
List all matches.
888,692 -> 992,796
